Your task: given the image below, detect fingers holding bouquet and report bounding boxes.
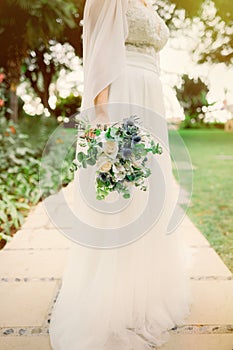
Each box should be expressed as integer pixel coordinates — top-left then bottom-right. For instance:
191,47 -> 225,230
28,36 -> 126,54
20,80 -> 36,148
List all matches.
90,113 -> 110,128
91,101 -> 111,128
85,113 -> 110,139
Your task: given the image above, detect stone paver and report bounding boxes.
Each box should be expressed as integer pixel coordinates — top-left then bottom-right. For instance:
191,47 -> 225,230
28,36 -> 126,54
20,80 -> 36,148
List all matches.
0,336 -> 52,350
0,181 -> 232,349
160,334 -> 233,350
21,214 -> 50,230
189,247 -> 232,277
187,280 -> 233,324
5,228 -> 71,250
0,281 -> 59,327
0,250 -> 69,278
1,333 -> 233,350
179,224 -> 210,247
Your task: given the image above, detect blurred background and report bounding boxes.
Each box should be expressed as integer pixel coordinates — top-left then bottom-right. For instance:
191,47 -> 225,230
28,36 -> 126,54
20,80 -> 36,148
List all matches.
0,0 -> 232,271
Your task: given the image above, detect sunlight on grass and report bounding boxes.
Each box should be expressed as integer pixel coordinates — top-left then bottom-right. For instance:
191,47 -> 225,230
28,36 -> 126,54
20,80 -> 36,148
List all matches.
178,129 -> 233,272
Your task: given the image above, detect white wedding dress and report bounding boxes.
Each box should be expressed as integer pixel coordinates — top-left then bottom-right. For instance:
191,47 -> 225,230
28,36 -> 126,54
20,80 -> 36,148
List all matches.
49,1 -> 193,349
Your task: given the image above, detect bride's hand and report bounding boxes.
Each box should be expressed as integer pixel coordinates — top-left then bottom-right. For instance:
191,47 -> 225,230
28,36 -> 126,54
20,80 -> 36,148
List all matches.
91,113 -> 111,128
92,87 -> 110,128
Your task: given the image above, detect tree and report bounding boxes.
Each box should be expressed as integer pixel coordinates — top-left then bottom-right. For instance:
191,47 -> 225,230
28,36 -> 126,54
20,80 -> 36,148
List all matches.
167,0 -> 233,65
2,0 -> 231,121
193,3 -> 233,65
21,0 -> 85,115
64,0 -> 85,57
0,0 -> 76,121
174,74 -> 213,128
22,42 -> 78,114
168,0 -> 233,21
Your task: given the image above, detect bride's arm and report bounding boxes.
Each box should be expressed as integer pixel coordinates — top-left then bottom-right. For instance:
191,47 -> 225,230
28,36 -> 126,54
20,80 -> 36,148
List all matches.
94,86 -> 109,107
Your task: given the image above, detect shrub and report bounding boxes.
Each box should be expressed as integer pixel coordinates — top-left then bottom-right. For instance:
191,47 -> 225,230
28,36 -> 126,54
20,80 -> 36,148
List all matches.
0,70 -> 8,119
179,119 -> 225,130
0,117 -> 75,242
0,118 -> 41,240
55,93 -> 82,121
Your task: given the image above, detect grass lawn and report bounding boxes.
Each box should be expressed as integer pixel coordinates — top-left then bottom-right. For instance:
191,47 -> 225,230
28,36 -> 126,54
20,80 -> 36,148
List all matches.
177,129 -> 233,272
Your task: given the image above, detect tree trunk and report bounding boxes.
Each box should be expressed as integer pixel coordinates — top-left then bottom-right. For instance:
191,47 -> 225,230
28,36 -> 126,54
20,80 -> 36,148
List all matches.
42,71 -> 52,112
24,48 -> 54,115
10,82 -> 18,123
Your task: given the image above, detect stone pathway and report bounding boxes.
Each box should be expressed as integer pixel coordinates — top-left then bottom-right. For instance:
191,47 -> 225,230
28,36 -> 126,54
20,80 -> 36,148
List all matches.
0,181 -> 232,350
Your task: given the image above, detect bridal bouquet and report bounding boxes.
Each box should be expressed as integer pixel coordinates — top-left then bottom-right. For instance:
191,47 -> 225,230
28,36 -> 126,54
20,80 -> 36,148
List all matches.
72,116 -> 163,200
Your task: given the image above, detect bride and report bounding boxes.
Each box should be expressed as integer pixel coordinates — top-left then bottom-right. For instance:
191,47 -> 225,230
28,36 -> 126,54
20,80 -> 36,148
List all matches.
49,0 -> 193,348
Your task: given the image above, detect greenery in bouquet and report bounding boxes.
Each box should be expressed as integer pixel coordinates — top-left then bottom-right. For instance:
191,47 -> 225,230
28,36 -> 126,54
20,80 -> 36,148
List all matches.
72,116 -> 163,200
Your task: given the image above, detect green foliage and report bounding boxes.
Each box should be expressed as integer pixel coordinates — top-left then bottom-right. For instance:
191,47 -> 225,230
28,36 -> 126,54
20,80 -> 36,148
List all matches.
63,0 -> 86,57
169,0 -> 203,17
154,0 -> 233,65
55,93 -> 82,119
0,0 -> 77,66
22,43 -> 82,114
195,10 -> 233,65
211,0 -> 233,22
0,70 -> 8,118
0,117 -> 75,242
0,0 -> 77,120
39,128 -> 76,198
19,115 -> 58,148
174,74 -> 213,129
169,0 -> 233,21
0,118 -> 41,240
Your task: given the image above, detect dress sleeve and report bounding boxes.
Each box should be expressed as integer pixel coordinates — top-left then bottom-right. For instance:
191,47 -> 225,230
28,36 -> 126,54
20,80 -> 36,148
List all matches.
81,0 -> 129,111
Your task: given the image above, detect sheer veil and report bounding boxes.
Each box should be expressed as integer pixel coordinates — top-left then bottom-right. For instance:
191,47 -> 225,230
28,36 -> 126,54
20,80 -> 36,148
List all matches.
82,0 -> 129,110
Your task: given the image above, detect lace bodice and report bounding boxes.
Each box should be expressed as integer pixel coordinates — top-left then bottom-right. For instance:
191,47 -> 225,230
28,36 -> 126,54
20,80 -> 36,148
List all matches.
125,0 -> 169,59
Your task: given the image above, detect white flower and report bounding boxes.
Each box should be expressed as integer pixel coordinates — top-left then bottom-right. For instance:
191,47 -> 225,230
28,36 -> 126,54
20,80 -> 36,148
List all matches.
140,134 -> 151,148
133,160 -> 142,168
103,140 -> 118,159
99,160 -> 112,173
112,163 -> 126,180
96,130 -> 106,143
124,163 -> 132,173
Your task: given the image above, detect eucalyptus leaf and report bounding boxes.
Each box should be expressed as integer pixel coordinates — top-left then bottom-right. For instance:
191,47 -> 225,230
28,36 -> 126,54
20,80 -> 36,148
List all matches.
77,152 -> 86,162
86,158 -> 96,166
